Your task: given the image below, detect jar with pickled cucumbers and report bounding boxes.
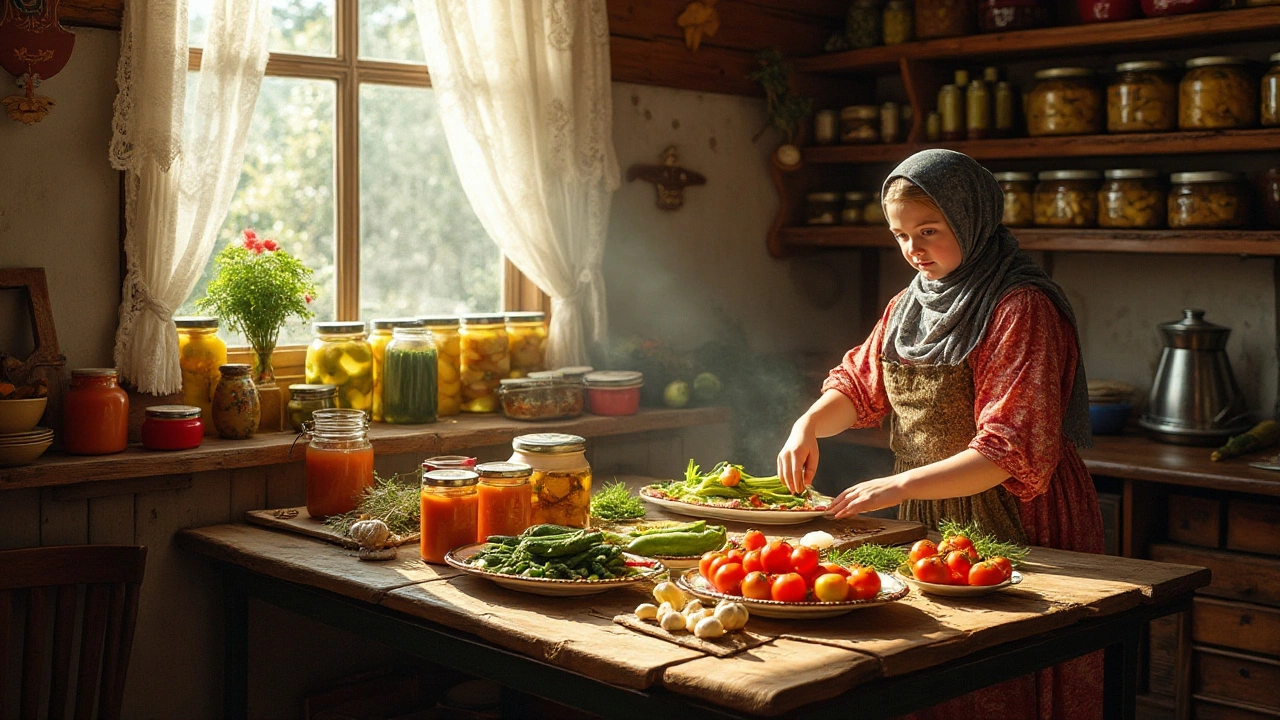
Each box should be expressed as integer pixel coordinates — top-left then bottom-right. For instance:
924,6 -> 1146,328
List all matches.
505,311 -> 548,377
459,314 -> 509,413
509,433 -> 592,528
420,316 -> 462,417
994,172 -> 1035,228
369,318 -> 423,422
1099,169 -> 1166,229
175,317 -> 227,434
384,326 -> 438,424
1262,52 -> 1280,127
1107,61 -> 1177,133
286,383 -> 336,432
1179,56 -> 1257,130
1027,68 -> 1103,137
305,322 -> 375,413
1168,171 -> 1251,229
1034,170 -> 1101,227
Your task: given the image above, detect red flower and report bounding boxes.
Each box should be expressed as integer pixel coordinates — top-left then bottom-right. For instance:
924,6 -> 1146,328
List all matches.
243,228 -> 258,242
262,238 -> 279,252
304,293 -> 314,304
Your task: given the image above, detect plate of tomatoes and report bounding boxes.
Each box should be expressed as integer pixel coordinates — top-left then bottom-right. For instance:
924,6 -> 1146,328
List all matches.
896,537 -> 1022,597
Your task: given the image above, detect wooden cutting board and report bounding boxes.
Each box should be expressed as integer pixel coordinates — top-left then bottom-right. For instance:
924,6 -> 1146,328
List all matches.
244,507 -> 419,550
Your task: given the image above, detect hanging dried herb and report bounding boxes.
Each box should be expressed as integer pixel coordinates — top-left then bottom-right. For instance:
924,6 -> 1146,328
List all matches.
747,48 -> 814,144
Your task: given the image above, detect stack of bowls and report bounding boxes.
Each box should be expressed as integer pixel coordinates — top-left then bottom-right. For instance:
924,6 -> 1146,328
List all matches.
1088,381 -> 1134,435
0,396 -> 53,466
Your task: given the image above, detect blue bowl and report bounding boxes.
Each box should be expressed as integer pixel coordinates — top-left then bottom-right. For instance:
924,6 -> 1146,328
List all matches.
1089,402 -> 1132,435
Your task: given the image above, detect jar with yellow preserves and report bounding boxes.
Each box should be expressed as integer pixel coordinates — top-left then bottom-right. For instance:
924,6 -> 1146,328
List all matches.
993,172 -> 1035,227
1034,170 -> 1100,227
1262,52 -> 1280,127
1107,61 -> 1177,133
369,318 -> 423,422
1179,56 -> 1257,130
305,322 -> 375,413
420,316 -> 462,416
1168,171 -> 1251,229
1099,169 -> 1166,229
1027,68 -> 1103,137
175,317 -> 227,434
508,433 -> 592,529
505,311 -> 548,377
459,314 -> 509,413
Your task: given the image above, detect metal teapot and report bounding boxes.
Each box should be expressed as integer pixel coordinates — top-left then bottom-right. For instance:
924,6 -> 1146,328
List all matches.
1140,309 -> 1252,445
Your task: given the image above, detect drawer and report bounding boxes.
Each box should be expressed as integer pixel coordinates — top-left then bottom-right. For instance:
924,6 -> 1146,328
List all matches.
1227,500 -> 1280,557
1151,544 -> 1280,608
1149,614 -> 1180,696
1170,495 -> 1224,548
1193,597 -> 1280,657
1194,647 -> 1280,710
1193,697 -> 1280,720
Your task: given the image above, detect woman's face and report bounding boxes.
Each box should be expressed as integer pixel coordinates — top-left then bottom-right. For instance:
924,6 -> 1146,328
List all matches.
886,200 -> 963,281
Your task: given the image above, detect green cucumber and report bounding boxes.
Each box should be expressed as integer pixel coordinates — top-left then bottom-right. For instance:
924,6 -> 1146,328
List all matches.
625,525 -> 727,557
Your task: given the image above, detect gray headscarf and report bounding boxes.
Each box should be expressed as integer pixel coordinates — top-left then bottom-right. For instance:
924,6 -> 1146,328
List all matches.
881,149 -> 1092,448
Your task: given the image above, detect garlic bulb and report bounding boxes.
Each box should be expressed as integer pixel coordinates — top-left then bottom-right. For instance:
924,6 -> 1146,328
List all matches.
714,601 -> 750,631
349,518 -> 392,549
653,581 -> 687,608
660,610 -> 687,632
635,603 -> 659,620
694,616 -> 726,639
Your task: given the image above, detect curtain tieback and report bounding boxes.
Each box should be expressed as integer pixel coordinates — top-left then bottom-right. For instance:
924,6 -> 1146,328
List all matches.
139,285 -> 174,324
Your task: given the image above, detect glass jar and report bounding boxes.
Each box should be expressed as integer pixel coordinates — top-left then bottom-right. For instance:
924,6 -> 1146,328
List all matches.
423,455 -> 477,471
475,461 -> 534,540
369,318 -> 423,422
459,314 -> 509,413
937,84 -> 963,140
840,105 -> 880,143
1179,56 -> 1257,130
994,81 -> 1017,137
1261,53 -> 1280,127
845,0 -> 883,48
211,363 -> 260,440
926,111 -> 942,141
806,192 -> 842,225
1027,68 -> 1104,137
1263,169 -> 1280,228
583,370 -> 644,416
63,368 -> 129,455
966,80 -> 991,139
978,0 -> 1051,32
842,191 -> 870,225
505,311 -> 548,377
883,0 -> 913,44
1107,61 -> 1177,133
287,383 -> 336,432
420,316 -> 462,417
306,322 -> 374,413
1079,0 -> 1141,21
175,316 -> 226,433
1141,0 -> 1213,16
864,192 -> 887,224
1098,169 -> 1166,229
305,408 -> 373,518
497,375 -> 585,421
880,102 -> 902,144
509,433 -> 592,529
384,326 -> 439,424
420,469 -> 479,564
915,0 -> 974,38
1034,170 -> 1101,227
141,405 -> 203,451
1168,171 -> 1251,229
813,109 -> 838,145
994,172 -> 1036,227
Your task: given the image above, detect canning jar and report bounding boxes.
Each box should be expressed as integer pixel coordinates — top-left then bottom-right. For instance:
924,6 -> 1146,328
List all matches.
384,326 -> 438,424
806,192 -> 842,225
926,111 -> 942,141
211,364 -> 260,440
420,469 -> 479,564
1168,171 -> 1251,229
1035,170 -> 1101,227
459,314 -> 509,413
994,172 -> 1036,227
1027,68 -> 1104,137
506,311 -> 548,377
864,192 -> 887,224
840,105 -> 880,143
306,322 -> 374,413
141,405 -> 203,451
509,433 -> 592,528
369,318 -> 422,422
1263,169 -> 1280,228
915,0 -> 974,38
423,455 -> 477,472
475,461 -> 534,540
497,376 -> 585,421
845,0 -> 883,48
813,109 -> 838,145
583,371 -> 644,416
843,191 -> 870,225
420,316 -> 462,417
286,383 -> 336,432
882,0 -> 913,44
1107,61 -> 1177,133
966,80 -> 991,139
175,316 -> 225,432
994,81 -> 1017,137
1099,169 -> 1166,229
1262,53 -> 1280,127
1179,56 -> 1257,130
880,102 -> 902,144
305,408 -> 373,518
1079,0 -> 1140,21
1141,0 -> 1213,16
978,0 -> 1051,32
937,84 -> 963,140
63,368 -> 129,455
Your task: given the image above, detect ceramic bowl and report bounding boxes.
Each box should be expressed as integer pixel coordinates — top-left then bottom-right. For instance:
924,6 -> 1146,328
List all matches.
1089,402 -> 1132,436
0,397 -> 48,434
0,436 -> 53,467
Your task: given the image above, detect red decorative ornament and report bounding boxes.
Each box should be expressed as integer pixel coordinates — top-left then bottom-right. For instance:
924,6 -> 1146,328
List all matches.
0,0 -> 75,125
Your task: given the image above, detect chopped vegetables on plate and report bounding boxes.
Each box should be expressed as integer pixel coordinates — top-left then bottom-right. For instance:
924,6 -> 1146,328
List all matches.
641,460 -> 829,511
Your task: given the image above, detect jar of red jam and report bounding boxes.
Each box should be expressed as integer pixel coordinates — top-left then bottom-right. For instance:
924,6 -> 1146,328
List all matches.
420,469 -> 479,564
141,405 -> 204,451
583,371 -> 644,416
63,368 -> 129,455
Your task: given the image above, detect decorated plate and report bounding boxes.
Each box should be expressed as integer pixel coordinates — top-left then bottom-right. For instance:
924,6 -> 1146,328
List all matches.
675,568 -> 909,619
444,543 -> 666,597
639,487 -> 831,526
896,565 -> 1023,597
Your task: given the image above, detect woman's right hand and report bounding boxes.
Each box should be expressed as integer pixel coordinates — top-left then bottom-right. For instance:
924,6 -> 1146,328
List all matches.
777,418 -> 820,494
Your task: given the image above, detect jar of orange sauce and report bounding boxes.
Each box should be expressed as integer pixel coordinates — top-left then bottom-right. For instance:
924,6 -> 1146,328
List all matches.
304,408 -> 374,518
475,461 -> 533,541
420,468 -> 479,564
63,368 -> 129,455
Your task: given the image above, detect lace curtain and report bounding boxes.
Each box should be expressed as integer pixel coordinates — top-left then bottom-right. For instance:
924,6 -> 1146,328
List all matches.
414,0 -> 620,367
108,0 -> 271,394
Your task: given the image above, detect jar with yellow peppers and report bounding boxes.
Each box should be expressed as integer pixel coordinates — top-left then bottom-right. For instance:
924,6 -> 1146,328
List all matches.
1168,171 -> 1251,229
369,318 -> 423,422
1026,68 -> 1103,137
505,311 -> 548,377
175,316 -> 226,434
1034,170 -> 1100,227
993,172 -> 1035,228
1179,56 -> 1257,130
1107,61 -> 1177,133
305,322 -> 375,413
459,314 -> 509,413
1099,169 -> 1166,229
508,433 -> 592,528
420,316 -> 462,416
1260,52 -> 1279,127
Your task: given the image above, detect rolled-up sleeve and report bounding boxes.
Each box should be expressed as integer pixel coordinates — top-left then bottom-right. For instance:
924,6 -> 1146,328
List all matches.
820,296 -> 898,429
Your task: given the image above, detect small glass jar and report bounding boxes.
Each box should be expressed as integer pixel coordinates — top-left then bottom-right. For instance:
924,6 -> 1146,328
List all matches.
813,109 -> 838,145
1168,171 -> 1251,229
915,0 -> 974,38
420,316 -> 462,417
497,375 -> 585,421
306,321 -> 374,413
994,81 -> 1017,137
287,383 -> 336,432
864,192 -> 887,224
840,105 -> 880,143
583,370 -> 644,416
212,364 -> 260,439
384,326 -> 439,424
509,433 -> 592,529
423,455 -> 477,472
806,192 -> 842,225
1262,168 -> 1280,229
994,172 -> 1036,227
1098,169 -> 1166,229
966,80 -> 991,140
1079,0 -> 1140,21
305,408 -> 373,518
978,0 -> 1051,32
459,314 -> 509,413
845,0 -> 883,48
882,0 -> 913,44
63,368 -> 129,455
1027,68 -> 1104,137
369,318 -> 423,422
1179,56 -> 1257,130
175,317 -> 226,434
1141,0 -> 1213,16
505,311 -> 548,377
937,84 -> 963,140
1107,61 -> 1177,133
1035,170 -> 1101,227
880,102 -> 902,144
842,191 -> 870,225
1261,53 -> 1280,127
141,405 -> 203,451
475,461 -> 534,540
420,469 -> 479,564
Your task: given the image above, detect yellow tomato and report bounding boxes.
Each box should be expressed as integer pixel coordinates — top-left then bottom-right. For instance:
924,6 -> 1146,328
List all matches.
812,573 -> 850,602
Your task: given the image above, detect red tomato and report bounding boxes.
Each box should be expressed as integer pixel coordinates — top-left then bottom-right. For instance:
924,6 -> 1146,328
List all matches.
790,545 -> 820,575
909,539 -> 938,564
989,556 -> 1014,580
847,566 -> 882,600
969,561 -> 1007,586
949,570 -> 968,585
761,541 -> 795,574
741,571 -> 772,600
819,562 -> 851,578
742,529 -> 767,552
742,549 -> 764,574
771,572 -> 808,603
941,535 -> 976,558
713,562 -> 747,595
945,549 -> 973,580
798,564 -> 824,589
912,556 -> 951,584
724,548 -> 746,565
699,551 -> 724,580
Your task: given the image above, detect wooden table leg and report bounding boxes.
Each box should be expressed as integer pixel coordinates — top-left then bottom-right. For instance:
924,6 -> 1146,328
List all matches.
223,574 -> 249,720
1103,624 -> 1141,720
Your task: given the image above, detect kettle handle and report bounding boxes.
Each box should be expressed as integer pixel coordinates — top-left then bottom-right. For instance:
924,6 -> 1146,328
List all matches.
1211,390 -> 1250,426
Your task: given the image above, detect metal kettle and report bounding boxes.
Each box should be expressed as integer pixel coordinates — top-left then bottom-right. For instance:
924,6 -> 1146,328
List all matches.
1140,309 -> 1252,445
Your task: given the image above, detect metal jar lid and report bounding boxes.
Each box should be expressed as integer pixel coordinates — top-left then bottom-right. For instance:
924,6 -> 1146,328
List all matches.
993,172 -> 1035,182
511,433 -> 586,454
1034,67 -> 1096,80
144,404 -> 202,419
1038,170 -> 1101,181
288,383 -> 337,400
807,192 -> 840,202
840,105 -> 878,120
498,378 -> 557,391
218,363 -> 252,376
418,315 -> 461,327
314,321 -> 366,335
1170,171 -> 1240,184
555,366 -> 595,380
583,371 -> 644,389
461,313 -> 506,325
843,191 -> 870,203
71,367 -> 118,377
423,469 -> 480,487
527,370 -> 565,380
1114,60 -> 1175,74
1104,169 -> 1160,180
1159,309 -> 1231,351
504,311 -> 546,323
475,461 -> 533,479
371,317 -> 424,330
1184,56 -> 1250,69
174,316 -> 219,328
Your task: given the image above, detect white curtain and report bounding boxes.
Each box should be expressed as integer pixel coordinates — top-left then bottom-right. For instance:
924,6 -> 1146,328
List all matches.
108,0 -> 271,394
414,0 -> 620,367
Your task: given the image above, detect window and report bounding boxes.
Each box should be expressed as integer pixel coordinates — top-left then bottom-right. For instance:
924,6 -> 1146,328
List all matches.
179,0 -> 503,351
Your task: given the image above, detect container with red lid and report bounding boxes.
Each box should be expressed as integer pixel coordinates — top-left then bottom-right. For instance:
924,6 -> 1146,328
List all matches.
583,371 -> 644,416
141,405 -> 204,451
423,455 -> 477,472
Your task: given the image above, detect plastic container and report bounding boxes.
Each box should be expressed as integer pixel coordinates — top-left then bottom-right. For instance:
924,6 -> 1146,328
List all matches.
286,384 -> 336,433
1262,52 -> 1280,127
306,321 -> 374,413
978,0 -> 1051,32
1026,68 -> 1103,137
1168,171 -> 1250,229
1179,56 -> 1257,130
806,192 -> 841,225
175,316 -> 226,432
475,461 -> 533,540
583,371 -> 644,416
384,326 -> 438,424
420,315 -> 462,417
497,375 -> 585,421
420,469 -> 479,564
1035,170 -> 1101,227
140,405 -> 203,451
994,172 -> 1035,228
509,433 -> 592,528
839,105 -> 880,144
369,317 -> 423,422
915,0 -> 974,38
304,408 -> 373,519
63,368 -> 129,455
1079,0 -> 1140,21
505,312 -> 548,376
1098,169 -> 1166,229
1107,61 -> 1177,133
459,314 -> 509,413
211,364 -> 260,440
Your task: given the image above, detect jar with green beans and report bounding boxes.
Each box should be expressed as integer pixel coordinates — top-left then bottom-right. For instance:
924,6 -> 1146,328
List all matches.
383,326 -> 439,424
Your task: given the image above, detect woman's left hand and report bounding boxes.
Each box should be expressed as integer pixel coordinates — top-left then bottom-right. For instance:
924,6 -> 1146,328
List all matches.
826,476 -> 905,519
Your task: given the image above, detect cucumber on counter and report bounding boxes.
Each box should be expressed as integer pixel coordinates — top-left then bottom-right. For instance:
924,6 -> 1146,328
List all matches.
607,520 -> 728,557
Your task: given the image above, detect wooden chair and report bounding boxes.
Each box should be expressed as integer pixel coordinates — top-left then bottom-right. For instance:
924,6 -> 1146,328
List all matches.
0,545 -> 147,720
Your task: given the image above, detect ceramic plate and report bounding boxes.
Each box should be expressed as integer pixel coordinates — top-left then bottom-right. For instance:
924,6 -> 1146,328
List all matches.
639,487 -> 831,526
896,565 -> 1023,597
675,569 -> 909,619
444,543 -> 666,597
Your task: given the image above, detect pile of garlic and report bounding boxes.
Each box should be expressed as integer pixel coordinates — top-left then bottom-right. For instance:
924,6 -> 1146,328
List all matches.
635,581 -> 749,640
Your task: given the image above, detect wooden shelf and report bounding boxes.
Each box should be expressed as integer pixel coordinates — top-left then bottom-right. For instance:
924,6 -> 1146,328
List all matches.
781,226 -> 1280,256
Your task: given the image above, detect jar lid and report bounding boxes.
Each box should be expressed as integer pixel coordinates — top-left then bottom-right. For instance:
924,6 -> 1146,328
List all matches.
288,383 -> 337,400
475,461 -> 533,479
993,172 -> 1035,182
391,325 -> 431,337
1184,56 -> 1250,69
314,321 -> 366,334
1114,60 -> 1175,73
527,370 -> 564,380
1170,171 -> 1240,184
807,192 -> 840,202
1038,170 -> 1101,181
218,363 -> 252,376
423,469 -> 479,487
504,311 -> 545,322
839,105 -> 878,119
418,315 -> 461,327
1034,67 -> 1096,80
512,432 -> 586,454
145,404 -> 202,419
174,316 -> 219,328
311,407 -> 368,426
71,367 -> 118,377
1158,309 -> 1231,350
583,370 -> 644,388
461,313 -> 506,325
422,455 -> 477,470
498,377 -> 561,391
843,191 -> 870,203
1271,52 -> 1280,63
555,366 -> 595,380
371,317 -> 424,330
1104,168 -> 1160,179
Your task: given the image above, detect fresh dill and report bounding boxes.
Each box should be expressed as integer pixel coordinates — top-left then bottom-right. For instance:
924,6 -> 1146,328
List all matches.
825,543 -> 909,573
938,518 -> 1030,566
325,470 -> 422,537
590,480 -> 646,520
